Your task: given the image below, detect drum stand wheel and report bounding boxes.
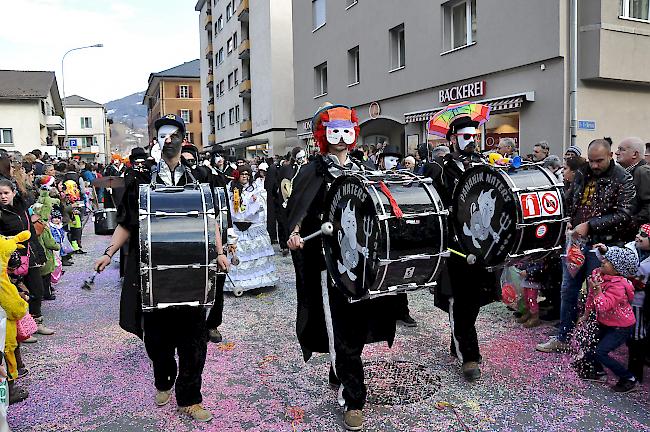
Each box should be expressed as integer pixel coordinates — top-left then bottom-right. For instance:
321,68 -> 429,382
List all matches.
233,288 -> 244,297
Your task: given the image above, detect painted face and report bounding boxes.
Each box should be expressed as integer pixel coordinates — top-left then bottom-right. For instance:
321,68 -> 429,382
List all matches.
455,126 -> 477,151
635,230 -> 650,250
295,150 -> 306,164
326,124 -> 356,145
383,156 -> 399,170
157,125 -> 183,158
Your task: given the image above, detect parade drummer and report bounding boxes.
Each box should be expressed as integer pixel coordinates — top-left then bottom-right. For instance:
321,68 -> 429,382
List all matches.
287,104 -> 402,431
426,103 -> 497,382
94,114 -> 229,423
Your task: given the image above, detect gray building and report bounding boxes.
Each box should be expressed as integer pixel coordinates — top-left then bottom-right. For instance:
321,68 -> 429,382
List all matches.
196,0 -> 298,158
292,0 -> 650,157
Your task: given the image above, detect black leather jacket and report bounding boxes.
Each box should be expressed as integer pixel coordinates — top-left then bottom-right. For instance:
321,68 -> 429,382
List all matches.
566,160 -> 635,244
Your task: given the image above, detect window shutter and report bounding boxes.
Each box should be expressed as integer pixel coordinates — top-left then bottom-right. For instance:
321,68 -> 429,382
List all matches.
176,86 -> 180,98
189,86 -> 193,98
178,110 -> 182,118
80,118 -> 84,128
199,110 -> 202,122
189,110 -> 193,123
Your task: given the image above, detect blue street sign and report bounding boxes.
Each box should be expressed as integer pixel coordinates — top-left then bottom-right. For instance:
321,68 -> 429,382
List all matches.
577,120 -> 596,131
69,138 -> 78,148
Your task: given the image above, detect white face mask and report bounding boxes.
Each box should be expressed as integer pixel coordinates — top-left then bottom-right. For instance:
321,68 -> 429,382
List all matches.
384,156 -> 399,170
295,150 -> 306,164
157,125 -> 180,144
455,126 -> 477,151
326,126 -> 356,145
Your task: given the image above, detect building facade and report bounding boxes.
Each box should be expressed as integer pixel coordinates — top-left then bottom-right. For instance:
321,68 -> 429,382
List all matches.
195,0 -> 298,158
0,70 -> 64,156
292,0 -> 650,158
143,60 -> 204,149
57,96 -> 111,163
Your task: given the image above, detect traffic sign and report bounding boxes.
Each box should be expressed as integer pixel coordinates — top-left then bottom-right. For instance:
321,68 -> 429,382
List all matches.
520,193 -> 541,219
578,120 -> 596,131
540,191 -> 561,216
69,138 -> 78,148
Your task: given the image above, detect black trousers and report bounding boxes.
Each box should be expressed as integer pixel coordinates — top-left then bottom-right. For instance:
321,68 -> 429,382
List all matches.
42,274 -> 53,298
143,307 -> 208,407
276,204 -> 289,249
206,274 -> 225,329
26,267 -> 43,318
448,294 -> 482,364
628,338 -> 647,383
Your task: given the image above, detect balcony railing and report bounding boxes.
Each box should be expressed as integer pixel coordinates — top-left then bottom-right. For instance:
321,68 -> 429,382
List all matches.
208,103 -> 215,112
45,115 -> 64,130
208,134 -> 216,145
238,39 -> 250,59
205,43 -> 213,58
239,79 -> 251,98
204,13 -> 213,29
207,73 -> 214,86
240,120 -> 252,136
237,0 -> 249,21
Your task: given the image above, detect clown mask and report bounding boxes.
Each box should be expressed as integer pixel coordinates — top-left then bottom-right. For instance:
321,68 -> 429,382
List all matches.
325,121 -> 356,146
384,156 -> 399,170
454,126 -> 478,152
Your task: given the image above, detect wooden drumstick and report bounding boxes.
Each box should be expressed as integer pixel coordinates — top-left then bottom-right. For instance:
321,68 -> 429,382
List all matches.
448,248 -> 477,265
301,222 -> 334,242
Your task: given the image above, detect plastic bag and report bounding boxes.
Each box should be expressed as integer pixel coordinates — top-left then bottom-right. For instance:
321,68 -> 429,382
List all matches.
500,266 -> 523,308
51,254 -> 63,285
565,235 -> 586,278
61,234 -> 74,256
16,313 -> 37,342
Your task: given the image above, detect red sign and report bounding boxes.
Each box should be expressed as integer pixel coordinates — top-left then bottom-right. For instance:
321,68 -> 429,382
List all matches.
540,192 -> 560,216
520,193 -> 541,219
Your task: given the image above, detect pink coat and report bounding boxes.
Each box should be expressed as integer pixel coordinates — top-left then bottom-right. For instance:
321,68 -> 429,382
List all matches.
585,270 -> 636,328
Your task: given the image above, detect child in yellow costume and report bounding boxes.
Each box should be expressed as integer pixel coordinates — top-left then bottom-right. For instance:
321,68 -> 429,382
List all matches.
0,231 -> 30,380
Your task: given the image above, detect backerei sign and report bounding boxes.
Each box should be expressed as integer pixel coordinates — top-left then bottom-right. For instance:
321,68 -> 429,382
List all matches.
439,80 -> 486,103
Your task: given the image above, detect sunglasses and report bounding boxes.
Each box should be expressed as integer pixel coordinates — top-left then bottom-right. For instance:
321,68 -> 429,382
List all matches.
456,133 -> 477,140
638,231 -> 649,238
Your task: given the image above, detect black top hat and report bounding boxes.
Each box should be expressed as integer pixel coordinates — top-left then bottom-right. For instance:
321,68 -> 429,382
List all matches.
154,114 -> 186,136
129,147 -> 148,163
378,144 -> 403,159
446,116 -> 479,141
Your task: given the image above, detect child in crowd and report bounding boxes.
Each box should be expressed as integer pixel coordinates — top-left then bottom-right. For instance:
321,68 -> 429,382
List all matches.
48,209 -> 70,266
516,261 -> 544,328
577,246 -> 638,393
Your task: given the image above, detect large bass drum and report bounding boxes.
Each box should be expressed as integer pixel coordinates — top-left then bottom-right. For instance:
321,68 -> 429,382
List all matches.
214,186 -> 229,246
323,171 -> 447,302
139,183 -> 218,310
452,164 -> 567,267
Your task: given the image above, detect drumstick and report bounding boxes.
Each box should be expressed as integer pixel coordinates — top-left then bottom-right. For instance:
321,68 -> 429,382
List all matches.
448,248 -> 477,265
301,222 -> 334,243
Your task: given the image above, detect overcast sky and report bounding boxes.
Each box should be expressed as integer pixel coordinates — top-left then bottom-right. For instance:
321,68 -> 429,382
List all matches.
0,0 -> 201,104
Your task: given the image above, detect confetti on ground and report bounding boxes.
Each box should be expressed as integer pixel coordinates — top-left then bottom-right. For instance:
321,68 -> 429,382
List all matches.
8,225 -> 650,431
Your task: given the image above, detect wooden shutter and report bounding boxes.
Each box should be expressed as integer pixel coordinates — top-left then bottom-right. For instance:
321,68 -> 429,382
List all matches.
189,110 -> 193,123
199,110 -> 202,122
176,86 -> 180,98
189,86 -> 193,98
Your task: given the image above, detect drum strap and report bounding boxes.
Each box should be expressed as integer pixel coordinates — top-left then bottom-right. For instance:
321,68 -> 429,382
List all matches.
378,181 -> 403,219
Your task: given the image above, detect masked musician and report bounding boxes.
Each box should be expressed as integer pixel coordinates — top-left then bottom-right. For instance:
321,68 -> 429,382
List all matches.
427,107 -> 497,382
94,114 -> 229,422
287,104 -> 401,431
277,147 -> 307,256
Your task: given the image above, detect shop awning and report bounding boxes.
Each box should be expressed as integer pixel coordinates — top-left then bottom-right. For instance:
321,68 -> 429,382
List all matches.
404,92 -> 533,124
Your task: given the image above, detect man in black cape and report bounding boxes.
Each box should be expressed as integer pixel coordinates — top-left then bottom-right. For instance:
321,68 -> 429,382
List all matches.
277,147 -> 307,256
287,104 -> 400,431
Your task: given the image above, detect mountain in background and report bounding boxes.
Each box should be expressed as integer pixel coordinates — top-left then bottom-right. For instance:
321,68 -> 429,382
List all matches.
105,91 -> 149,154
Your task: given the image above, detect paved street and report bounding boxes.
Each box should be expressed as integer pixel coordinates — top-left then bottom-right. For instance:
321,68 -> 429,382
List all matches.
9,227 -> 650,432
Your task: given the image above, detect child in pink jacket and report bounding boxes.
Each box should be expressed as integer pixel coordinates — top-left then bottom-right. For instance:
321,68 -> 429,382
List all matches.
577,246 -> 638,393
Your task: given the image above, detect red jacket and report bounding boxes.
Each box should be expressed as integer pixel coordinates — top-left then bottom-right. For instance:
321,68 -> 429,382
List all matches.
585,269 -> 636,328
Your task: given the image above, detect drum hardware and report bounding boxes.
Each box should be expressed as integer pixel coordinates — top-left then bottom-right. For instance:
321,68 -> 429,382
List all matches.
301,222 -> 335,243
506,245 -> 563,259
511,184 -> 565,193
350,281 -> 438,303
141,263 -> 221,271
379,252 -> 450,265
377,210 -> 449,222
485,213 -> 513,256
516,217 -> 571,228
447,248 -> 477,265
155,301 -> 201,309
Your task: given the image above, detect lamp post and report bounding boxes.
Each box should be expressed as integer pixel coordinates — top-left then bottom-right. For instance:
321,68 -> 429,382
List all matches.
61,43 -> 103,156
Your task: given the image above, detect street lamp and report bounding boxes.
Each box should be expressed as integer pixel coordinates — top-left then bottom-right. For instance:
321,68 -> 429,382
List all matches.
61,43 -> 103,155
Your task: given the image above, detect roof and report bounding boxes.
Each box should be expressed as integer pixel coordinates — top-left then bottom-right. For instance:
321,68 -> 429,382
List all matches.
0,70 -> 63,114
143,59 -> 201,104
64,95 -> 103,107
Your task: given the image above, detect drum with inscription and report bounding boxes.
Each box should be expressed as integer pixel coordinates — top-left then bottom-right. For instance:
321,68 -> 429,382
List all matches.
452,164 -> 567,267
139,183 -> 220,310
323,171 -> 448,302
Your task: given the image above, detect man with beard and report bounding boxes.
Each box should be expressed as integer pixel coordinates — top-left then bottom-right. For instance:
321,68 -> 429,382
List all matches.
427,107 -> 496,381
94,114 -> 229,422
287,104 -> 401,431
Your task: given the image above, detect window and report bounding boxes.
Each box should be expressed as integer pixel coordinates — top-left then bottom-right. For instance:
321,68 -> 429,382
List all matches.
314,62 -> 328,96
233,32 -> 238,50
312,0 -> 326,30
229,107 -> 235,124
346,0 -> 357,8
216,15 -> 223,32
0,128 -> 13,145
219,113 -> 226,129
219,80 -> 225,96
228,72 -> 234,89
80,117 -> 92,128
217,48 -> 224,64
185,132 -> 193,143
235,105 -> 240,122
226,2 -> 234,20
180,109 -> 191,123
348,46 -> 360,85
234,68 -> 239,85
81,137 -> 93,147
621,0 -> 650,20
227,37 -> 234,54
179,85 -> 190,98
389,24 -> 405,70
443,0 -> 477,51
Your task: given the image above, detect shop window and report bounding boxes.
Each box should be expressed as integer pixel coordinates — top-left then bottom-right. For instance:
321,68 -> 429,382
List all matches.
312,0 -> 326,31
443,0 -> 477,52
389,24 -> 405,70
483,112 -> 520,153
348,46 -> 360,85
314,62 -> 328,97
621,0 -> 650,20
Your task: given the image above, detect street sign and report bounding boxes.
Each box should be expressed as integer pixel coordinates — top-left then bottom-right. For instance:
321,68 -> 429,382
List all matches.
577,120 -> 596,130
69,138 -> 78,148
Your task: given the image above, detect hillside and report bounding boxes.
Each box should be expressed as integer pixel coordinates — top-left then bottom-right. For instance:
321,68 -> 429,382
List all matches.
105,91 -> 149,154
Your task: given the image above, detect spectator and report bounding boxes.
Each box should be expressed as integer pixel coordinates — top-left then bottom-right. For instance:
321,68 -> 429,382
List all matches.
564,145 -> 582,161
563,156 -> 587,194
403,156 -> 416,172
532,141 -> 550,162
543,155 -> 563,181
31,149 -> 44,175
43,164 -> 55,177
536,139 -> 636,353
616,137 -> 650,233
497,138 -> 515,157
646,142 -> 650,164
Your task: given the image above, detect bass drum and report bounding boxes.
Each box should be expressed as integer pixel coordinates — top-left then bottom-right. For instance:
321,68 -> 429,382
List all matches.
214,186 -> 229,246
139,184 -> 218,310
452,164 -> 567,267
323,171 -> 447,302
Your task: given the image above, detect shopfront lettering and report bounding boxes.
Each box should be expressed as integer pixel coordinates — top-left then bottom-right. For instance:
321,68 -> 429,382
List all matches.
439,81 -> 486,103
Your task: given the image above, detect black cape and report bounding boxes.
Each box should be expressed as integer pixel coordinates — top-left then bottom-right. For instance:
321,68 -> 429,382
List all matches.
287,155 -> 400,361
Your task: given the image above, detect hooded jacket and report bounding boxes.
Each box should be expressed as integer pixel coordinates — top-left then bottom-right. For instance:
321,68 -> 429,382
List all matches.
584,269 -> 636,328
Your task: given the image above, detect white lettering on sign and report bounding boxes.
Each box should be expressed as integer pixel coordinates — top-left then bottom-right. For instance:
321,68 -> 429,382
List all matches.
439,81 -> 486,103
303,120 -> 312,131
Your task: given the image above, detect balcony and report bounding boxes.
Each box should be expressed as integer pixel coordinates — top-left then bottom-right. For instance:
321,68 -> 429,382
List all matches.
205,43 -> 213,58
237,0 -> 249,21
208,103 -> 215,113
207,73 -> 214,86
45,115 -> 64,130
239,79 -> 251,98
238,39 -> 250,59
208,134 -> 216,145
240,120 -> 252,136
204,12 -> 212,29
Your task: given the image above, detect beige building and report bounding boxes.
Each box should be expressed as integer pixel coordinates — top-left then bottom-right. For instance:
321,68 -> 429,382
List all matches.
0,70 -> 63,156
195,0 -> 298,157
143,60 -> 204,149
57,95 -> 111,163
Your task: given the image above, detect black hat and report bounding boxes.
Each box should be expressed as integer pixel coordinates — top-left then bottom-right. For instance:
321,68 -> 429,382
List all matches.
181,143 -> 199,160
129,147 -> 148,163
378,144 -> 403,159
154,114 -> 186,136
446,116 -> 479,141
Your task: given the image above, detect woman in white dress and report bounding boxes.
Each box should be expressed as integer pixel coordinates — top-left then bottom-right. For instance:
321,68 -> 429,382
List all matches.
225,165 -> 278,295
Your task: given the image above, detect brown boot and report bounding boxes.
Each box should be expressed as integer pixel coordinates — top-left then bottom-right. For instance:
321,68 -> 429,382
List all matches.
516,312 -> 531,324
344,409 -> 363,431
523,313 -> 541,328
